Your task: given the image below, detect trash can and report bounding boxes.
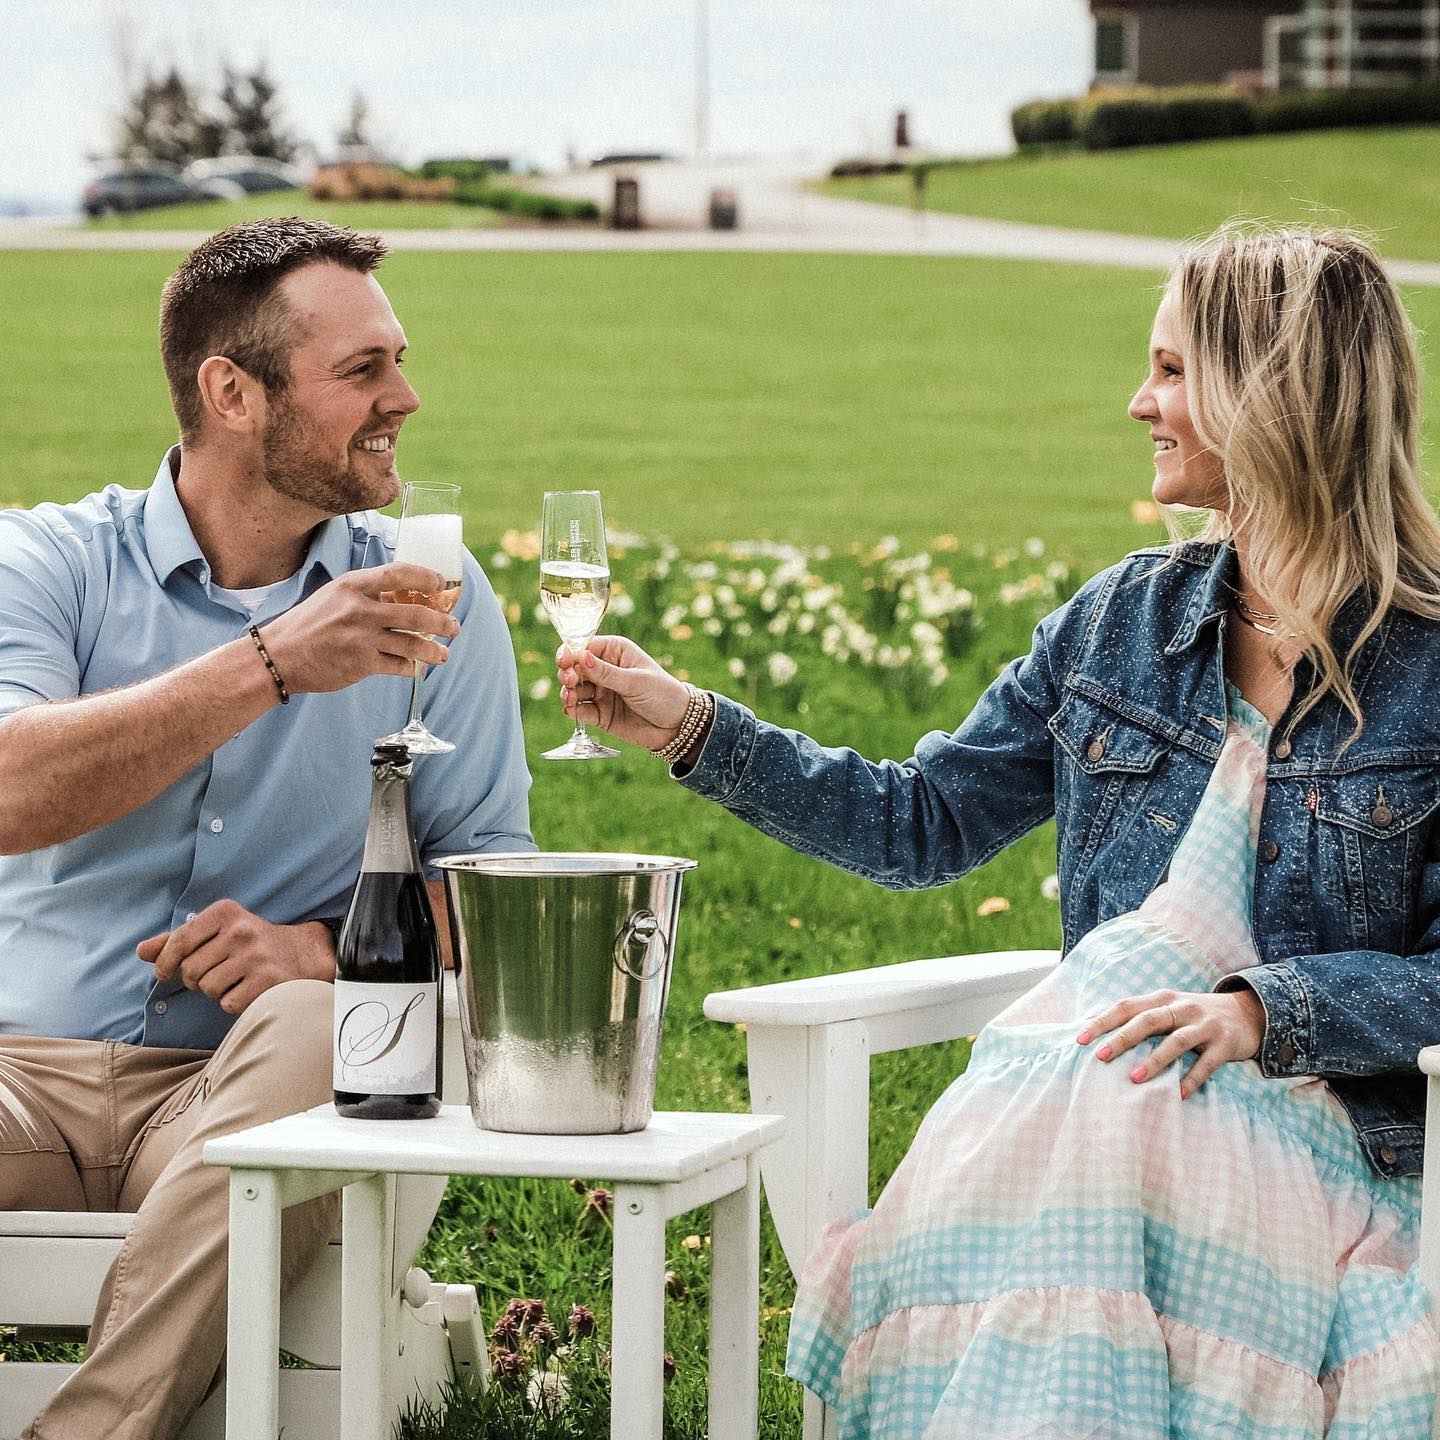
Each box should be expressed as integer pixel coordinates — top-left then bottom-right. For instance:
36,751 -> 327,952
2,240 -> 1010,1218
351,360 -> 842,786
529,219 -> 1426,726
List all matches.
708,187 -> 738,230
438,852 -> 697,1133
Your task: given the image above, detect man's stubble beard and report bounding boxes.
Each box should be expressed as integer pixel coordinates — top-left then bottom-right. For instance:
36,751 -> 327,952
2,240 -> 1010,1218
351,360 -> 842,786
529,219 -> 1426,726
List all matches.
260,388 -> 400,515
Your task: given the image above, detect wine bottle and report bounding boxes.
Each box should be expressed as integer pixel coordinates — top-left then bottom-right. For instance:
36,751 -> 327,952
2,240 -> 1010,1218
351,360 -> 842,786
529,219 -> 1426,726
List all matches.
333,741 -> 443,1119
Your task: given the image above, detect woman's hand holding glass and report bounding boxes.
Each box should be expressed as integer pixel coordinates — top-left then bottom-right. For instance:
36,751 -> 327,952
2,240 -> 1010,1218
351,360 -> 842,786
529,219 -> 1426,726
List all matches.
556,635 -> 693,753
1076,986 -> 1266,1100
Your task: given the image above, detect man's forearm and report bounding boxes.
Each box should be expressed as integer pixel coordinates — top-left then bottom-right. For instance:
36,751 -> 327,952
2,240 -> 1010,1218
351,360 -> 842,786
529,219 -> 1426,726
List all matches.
0,635 -> 277,854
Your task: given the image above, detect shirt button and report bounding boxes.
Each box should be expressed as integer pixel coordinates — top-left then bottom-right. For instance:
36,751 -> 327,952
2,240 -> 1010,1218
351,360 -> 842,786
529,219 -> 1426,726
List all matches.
1380,1145 -> 1399,1166
1276,1038 -> 1295,1067
1273,739 -> 1293,760
209,818 -> 224,834
153,1000 -> 169,1016
1371,804 -> 1394,829
1086,736 -> 1107,763
1259,839 -> 1280,863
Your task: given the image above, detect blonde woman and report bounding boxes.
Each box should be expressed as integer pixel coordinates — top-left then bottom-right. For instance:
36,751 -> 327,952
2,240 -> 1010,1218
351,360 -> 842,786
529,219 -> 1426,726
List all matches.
560,225 -> 1440,1435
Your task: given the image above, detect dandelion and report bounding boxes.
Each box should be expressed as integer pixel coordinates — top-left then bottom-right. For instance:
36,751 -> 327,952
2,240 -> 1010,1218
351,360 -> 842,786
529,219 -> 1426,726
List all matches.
682,1234 -> 703,1251
727,657 -> 746,679
1132,499 -> 1161,525
669,623 -> 693,641
489,551 -> 512,569
692,591 -> 715,619
505,601 -> 522,625
526,1368 -> 571,1414
500,529 -> 541,562
661,604 -> 687,630
977,897 -> 1011,917
1041,874 -> 1062,902
1024,537 -> 1046,558
528,677 -> 553,702
610,592 -> 636,618
768,652 -> 798,686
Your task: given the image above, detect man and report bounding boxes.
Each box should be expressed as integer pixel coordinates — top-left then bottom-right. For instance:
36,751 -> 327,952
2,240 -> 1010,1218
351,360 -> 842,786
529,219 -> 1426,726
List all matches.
0,218 -> 533,1438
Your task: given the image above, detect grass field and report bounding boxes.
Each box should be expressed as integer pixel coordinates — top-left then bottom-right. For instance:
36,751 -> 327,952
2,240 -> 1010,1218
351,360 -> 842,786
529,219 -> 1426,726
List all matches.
821,127 -> 1440,262
6,245 -> 1440,1434
85,191 -> 507,232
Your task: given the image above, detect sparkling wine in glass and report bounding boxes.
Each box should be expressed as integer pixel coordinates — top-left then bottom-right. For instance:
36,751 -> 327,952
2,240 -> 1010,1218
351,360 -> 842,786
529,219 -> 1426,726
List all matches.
540,489 -> 619,760
380,482 -> 463,756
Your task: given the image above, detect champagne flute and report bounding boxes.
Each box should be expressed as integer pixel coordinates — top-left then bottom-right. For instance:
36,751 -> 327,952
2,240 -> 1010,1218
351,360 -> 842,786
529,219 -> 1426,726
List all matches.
380,482 -> 463,756
540,489 -> 619,760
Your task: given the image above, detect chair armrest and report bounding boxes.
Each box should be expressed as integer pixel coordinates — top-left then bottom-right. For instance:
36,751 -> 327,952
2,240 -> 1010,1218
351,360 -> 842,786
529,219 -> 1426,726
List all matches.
706,949 -> 1061,1275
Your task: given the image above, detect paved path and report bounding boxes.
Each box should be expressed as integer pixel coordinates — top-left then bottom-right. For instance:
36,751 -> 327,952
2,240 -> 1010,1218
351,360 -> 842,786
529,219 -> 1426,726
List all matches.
6,157 -> 1439,286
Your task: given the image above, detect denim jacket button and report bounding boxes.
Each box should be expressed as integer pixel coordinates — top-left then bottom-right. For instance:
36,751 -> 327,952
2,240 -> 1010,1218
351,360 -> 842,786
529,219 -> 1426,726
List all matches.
1259,839 -> 1280,863
1371,804 -> 1394,828
1276,1038 -> 1296,1067
1273,738 -> 1293,760
1380,1145 -> 1399,1166
1086,737 -> 1107,763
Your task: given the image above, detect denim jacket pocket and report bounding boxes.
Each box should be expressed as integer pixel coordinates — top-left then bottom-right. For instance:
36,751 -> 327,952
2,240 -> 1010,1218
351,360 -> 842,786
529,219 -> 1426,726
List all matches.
1050,689 -> 1174,912
1314,767 -> 1440,952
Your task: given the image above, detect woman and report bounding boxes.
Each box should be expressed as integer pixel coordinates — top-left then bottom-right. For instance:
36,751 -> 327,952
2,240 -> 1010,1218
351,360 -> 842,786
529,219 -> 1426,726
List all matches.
558,225 -> 1440,1436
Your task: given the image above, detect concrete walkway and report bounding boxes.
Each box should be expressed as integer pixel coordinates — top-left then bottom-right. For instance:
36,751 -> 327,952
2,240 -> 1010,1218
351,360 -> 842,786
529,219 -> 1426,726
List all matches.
6,156 -> 1439,286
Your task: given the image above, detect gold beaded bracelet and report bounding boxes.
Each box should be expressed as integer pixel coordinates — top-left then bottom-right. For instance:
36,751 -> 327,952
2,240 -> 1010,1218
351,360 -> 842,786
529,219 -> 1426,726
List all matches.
652,685 -> 714,764
248,624 -> 290,705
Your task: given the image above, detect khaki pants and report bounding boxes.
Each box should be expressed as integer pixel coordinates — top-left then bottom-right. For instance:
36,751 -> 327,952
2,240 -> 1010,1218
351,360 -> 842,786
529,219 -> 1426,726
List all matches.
0,979 -> 339,1440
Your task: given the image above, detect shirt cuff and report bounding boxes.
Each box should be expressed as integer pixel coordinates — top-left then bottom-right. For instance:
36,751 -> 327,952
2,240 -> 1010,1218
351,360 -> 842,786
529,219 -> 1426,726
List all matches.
671,693 -> 758,802
1214,962 -> 1311,1076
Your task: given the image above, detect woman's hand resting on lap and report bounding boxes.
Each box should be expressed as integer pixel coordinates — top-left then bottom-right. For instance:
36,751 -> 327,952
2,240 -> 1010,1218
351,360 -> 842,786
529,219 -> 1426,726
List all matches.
556,636 -> 691,752
1076,987 -> 1266,1100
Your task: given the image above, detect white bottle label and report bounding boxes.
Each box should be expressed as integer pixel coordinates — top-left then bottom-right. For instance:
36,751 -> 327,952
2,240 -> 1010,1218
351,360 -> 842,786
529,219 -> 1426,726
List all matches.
333,980 -> 438,1095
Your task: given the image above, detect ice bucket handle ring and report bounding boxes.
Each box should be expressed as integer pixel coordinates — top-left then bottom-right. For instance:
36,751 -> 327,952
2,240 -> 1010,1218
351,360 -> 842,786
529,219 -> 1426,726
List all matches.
613,909 -> 666,981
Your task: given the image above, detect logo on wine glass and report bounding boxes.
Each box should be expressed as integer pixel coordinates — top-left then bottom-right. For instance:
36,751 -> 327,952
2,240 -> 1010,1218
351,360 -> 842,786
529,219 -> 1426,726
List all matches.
337,992 -> 428,1068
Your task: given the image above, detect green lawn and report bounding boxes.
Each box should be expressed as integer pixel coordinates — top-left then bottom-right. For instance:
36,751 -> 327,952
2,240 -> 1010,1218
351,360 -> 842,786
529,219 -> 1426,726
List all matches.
822,127 -> 1440,262
7,247 -> 1440,1435
85,191 -> 507,232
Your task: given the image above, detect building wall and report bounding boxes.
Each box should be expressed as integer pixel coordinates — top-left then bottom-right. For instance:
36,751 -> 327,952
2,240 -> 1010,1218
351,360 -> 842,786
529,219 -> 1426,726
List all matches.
1093,1 -> 1303,87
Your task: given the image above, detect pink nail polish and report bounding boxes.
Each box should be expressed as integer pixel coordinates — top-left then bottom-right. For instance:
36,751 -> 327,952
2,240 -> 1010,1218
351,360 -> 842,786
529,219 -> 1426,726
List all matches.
1076,1031 -> 1092,1045
1096,1044 -> 1112,1061
1130,1065 -> 1147,1082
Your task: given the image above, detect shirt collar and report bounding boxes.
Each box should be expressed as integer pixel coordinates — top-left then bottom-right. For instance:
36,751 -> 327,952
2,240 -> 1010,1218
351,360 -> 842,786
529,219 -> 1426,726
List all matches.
1163,541 -> 1239,656
143,445 -> 356,591
143,447 -> 206,587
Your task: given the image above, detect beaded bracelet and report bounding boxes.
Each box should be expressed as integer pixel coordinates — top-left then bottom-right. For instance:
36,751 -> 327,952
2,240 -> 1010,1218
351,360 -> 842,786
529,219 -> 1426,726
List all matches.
248,624 -> 290,705
652,685 -> 715,764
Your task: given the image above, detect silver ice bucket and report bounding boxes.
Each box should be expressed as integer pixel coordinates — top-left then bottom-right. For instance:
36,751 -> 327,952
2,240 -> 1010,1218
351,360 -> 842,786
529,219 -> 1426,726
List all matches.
437,852 -> 697,1134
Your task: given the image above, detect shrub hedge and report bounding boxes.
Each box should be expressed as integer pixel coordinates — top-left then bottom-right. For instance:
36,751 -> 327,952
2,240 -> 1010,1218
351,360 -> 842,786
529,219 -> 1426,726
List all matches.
453,180 -> 599,222
1011,80 -> 1440,152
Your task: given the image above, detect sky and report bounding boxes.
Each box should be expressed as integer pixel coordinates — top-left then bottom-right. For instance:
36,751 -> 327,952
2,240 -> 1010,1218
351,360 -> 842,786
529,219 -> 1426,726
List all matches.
4,0 -> 1094,211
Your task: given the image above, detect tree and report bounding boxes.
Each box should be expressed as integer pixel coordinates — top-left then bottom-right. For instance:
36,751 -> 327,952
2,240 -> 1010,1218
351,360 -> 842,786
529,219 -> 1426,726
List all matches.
115,66 -> 221,166
216,63 -> 297,161
337,91 -> 381,162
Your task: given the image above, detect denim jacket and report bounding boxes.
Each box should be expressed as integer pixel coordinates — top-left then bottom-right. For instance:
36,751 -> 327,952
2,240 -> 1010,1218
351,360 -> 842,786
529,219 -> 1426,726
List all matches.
679,541 -> 1440,1180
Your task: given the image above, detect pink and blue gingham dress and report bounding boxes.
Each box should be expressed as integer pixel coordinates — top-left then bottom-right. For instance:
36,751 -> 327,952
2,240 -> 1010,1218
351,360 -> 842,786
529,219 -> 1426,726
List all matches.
787,686 -> 1439,1437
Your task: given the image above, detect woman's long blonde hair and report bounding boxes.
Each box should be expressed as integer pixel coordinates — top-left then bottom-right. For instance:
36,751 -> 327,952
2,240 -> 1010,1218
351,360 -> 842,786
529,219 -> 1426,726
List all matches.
1170,221 -> 1440,740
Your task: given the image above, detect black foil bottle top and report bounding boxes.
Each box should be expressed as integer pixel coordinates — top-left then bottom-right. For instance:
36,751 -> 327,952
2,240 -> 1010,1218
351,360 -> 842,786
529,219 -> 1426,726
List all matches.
371,741 -> 412,772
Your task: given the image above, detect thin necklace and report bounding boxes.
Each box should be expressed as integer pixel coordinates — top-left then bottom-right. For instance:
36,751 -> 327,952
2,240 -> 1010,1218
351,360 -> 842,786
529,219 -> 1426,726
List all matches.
1234,594 -> 1284,636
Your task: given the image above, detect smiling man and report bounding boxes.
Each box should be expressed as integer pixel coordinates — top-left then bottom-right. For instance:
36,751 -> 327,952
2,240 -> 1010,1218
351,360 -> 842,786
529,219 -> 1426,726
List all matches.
0,219 -> 532,1439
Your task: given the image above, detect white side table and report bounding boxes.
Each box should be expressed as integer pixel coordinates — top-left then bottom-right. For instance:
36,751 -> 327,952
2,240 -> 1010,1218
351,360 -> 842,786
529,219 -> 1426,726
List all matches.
204,1106 -> 784,1440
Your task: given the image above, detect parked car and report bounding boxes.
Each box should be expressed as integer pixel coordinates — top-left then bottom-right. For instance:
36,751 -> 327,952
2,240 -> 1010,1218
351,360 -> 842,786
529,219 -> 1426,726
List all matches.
81,162 -> 226,218
184,156 -> 304,195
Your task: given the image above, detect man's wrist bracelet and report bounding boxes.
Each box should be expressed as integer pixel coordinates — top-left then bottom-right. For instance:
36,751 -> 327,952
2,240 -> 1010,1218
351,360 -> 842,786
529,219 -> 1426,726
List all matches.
248,624 -> 290,704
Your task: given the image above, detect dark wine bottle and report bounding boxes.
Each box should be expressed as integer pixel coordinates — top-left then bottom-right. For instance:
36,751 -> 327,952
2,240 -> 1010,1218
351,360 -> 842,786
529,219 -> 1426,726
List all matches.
333,741 -> 443,1119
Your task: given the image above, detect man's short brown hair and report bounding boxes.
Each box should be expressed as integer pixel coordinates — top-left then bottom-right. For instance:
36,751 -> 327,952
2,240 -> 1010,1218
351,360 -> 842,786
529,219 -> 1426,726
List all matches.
159,218 -> 388,443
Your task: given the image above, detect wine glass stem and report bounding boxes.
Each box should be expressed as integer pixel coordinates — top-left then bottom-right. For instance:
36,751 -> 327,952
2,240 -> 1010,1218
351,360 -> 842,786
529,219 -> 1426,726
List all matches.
408,661 -> 426,729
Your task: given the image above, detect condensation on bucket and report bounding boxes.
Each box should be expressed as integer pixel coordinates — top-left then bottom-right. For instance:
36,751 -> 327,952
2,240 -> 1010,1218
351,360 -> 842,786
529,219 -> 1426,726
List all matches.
468,1020 -> 663,1135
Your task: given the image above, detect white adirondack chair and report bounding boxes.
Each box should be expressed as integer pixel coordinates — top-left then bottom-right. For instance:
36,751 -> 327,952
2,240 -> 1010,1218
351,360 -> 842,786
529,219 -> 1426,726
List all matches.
0,977 -> 487,1440
704,948 -> 1440,1440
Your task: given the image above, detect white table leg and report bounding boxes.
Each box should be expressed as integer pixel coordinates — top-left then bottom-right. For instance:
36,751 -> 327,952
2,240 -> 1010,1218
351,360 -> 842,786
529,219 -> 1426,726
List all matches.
613,1183 -> 666,1440
709,1156 -> 761,1440
226,1168 -> 282,1440
342,1172 -> 395,1440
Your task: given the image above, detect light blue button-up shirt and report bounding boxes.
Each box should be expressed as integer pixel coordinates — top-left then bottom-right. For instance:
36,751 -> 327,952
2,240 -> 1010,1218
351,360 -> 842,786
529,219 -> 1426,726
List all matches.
0,449 -> 533,1049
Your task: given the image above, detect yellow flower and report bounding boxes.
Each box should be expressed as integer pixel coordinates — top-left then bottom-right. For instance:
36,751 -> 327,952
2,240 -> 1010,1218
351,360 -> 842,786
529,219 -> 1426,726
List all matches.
500,529 -> 541,561
1131,499 -> 1161,525
505,601 -> 522,624
976,896 -> 1011,917
669,624 -> 693,641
